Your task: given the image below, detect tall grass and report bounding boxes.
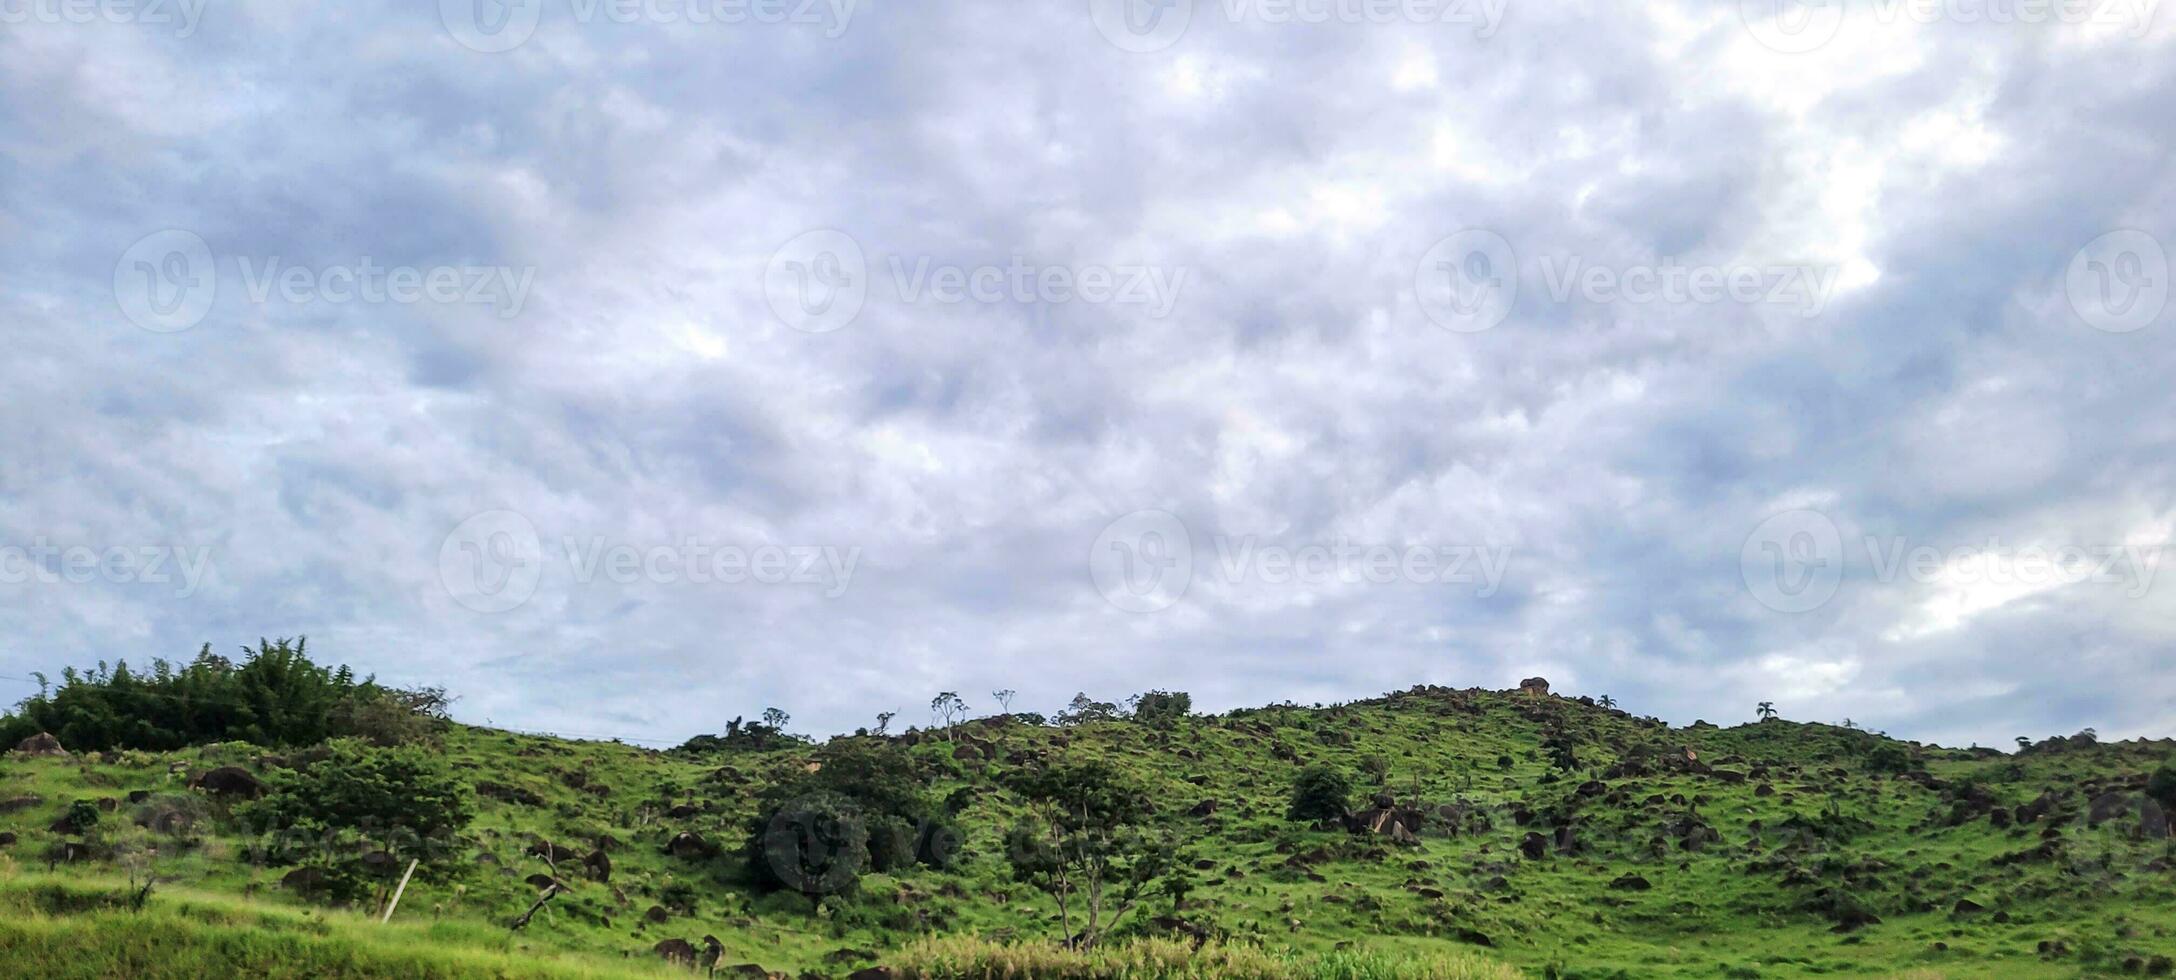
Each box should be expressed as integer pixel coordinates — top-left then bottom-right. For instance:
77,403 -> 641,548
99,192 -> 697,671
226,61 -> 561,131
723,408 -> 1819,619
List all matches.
0,874 -> 662,980
893,935 -> 1524,980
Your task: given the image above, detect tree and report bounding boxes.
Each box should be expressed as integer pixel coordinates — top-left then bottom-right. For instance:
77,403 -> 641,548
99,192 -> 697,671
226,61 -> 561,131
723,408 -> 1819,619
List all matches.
930,692 -> 969,740
2016,736 -> 2033,753
1597,695 -> 1616,710
0,638 -> 443,752
1055,693 -> 1121,727
744,738 -> 947,895
1286,765 -> 1353,823
2147,761 -> 2176,810
1757,701 -> 1778,722
1003,761 -> 1173,950
1357,754 -> 1391,786
873,711 -> 896,736
1131,690 -> 1192,729
761,707 -> 791,732
992,690 -> 1016,715
240,739 -> 473,902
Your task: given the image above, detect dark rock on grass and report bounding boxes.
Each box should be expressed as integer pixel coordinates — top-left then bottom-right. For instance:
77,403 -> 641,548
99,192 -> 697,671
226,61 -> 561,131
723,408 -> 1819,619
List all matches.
126,790 -> 152,804
2141,798 -> 2170,840
526,839 -> 584,862
475,781 -> 545,807
0,795 -> 43,814
1519,832 -> 1548,860
1451,927 -> 1494,947
653,938 -> 696,965
1188,799 -> 1219,817
1608,873 -> 1652,891
188,766 -> 267,799
0,831 -> 16,847
524,873 -> 566,891
719,964 -> 771,978
667,803 -> 701,819
666,831 -> 711,859
847,969 -> 898,980
645,905 -> 671,924
585,848 -> 612,881
1951,899 -> 1985,917
823,948 -> 877,965
2090,790 -> 2132,825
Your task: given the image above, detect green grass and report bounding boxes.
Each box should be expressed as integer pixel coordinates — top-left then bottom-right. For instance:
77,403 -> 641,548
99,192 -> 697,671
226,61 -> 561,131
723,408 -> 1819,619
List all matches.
0,873 -> 670,979
4,685 -> 2175,978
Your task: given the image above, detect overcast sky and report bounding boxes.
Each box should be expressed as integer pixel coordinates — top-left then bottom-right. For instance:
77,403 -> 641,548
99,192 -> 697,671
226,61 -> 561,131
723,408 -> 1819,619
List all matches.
3,1 -> 2173,749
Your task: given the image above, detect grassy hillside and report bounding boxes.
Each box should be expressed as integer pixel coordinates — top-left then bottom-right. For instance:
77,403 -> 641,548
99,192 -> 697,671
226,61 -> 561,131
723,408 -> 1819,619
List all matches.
4,676 -> 2174,978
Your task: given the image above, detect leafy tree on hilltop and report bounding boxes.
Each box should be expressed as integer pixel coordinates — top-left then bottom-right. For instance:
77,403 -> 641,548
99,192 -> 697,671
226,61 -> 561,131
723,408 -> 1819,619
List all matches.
1131,690 -> 1192,729
1757,701 -> 1779,722
1055,693 -> 1121,726
0,638 -> 445,751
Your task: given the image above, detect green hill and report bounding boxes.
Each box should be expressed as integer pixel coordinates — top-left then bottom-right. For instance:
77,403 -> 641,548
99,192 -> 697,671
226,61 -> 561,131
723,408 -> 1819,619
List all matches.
3,649 -> 2174,979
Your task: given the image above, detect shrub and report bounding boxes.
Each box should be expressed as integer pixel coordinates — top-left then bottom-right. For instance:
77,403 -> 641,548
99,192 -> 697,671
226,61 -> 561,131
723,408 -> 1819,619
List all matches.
2149,761 -> 2176,810
239,739 -> 473,901
1286,765 -> 1353,823
1133,690 -> 1193,728
0,638 -> 445,752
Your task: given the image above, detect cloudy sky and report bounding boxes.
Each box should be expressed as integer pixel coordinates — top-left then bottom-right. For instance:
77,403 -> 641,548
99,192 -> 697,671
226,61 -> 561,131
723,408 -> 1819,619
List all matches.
3,0 -> 2173,749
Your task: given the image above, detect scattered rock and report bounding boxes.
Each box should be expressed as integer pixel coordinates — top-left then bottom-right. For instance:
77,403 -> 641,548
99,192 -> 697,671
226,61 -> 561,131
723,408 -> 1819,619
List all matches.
1517,677 -> 1550,696
653,938 -> 696,966
187,767 -> 266,799
1519,832 -> 1548,860
1608,873 -> 1652,891
13,732 -> 66,757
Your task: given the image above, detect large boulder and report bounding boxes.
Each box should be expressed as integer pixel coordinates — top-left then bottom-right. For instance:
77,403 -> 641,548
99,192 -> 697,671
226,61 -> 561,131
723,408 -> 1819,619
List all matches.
13,732 -> 66,757
2141,798 -> 2171,840
653,938 -> 697,966
188,766 -> 267,799
1517,677 -> 1550,696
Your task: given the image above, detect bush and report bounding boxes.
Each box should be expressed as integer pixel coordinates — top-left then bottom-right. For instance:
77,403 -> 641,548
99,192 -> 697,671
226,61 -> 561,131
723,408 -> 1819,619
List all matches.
1286,765 -> 1353,823
239,739 -> 473,901
2149,761 -> 2176,810
744,739 -> 942,893
0,638 -> 446,752
1133,690 -> 1192,728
